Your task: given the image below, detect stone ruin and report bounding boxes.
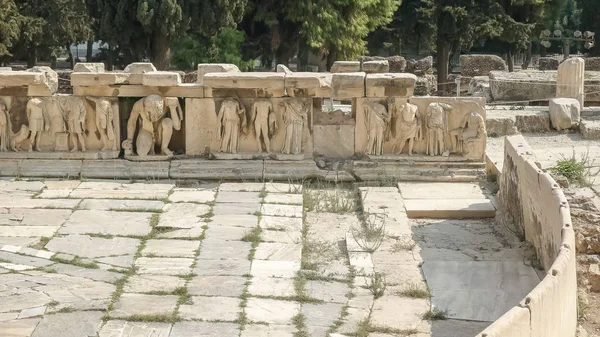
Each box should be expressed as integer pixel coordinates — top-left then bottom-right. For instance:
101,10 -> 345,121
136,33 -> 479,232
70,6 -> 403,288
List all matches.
0,62 -> 486,180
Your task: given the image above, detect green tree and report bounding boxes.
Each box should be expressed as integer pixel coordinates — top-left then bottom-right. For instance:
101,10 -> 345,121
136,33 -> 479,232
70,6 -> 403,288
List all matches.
13,0 -> 92,67
429,0 -> 504,90
580,0 -> 600,55
93,0 -> 246,70
0,0 -> 21,65
172,28 -> 254,70
241,0 -> 400,68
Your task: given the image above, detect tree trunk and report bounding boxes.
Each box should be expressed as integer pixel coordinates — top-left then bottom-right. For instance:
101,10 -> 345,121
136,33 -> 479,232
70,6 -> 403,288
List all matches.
326,49 -> 337,71
151,31 -> 171,70
86,39 -> 94,61
107,44 -> 114,71
66,42 -> 75,69
297,39 -> 309,71
27,46 -> 37,68
522,42 -> 532,69
507,48 -> 514,72
275,43 -> 295,67
436,38 -> 450,95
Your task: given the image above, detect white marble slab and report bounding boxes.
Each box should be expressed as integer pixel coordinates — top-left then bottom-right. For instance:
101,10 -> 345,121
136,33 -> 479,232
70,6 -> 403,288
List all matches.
421,261 -> 540,322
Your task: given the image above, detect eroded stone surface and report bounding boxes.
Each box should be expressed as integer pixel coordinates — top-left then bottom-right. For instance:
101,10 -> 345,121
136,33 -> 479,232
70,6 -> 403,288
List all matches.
46,235 -> 140,258
59,210 -> 152,236
111,294 -> 178,318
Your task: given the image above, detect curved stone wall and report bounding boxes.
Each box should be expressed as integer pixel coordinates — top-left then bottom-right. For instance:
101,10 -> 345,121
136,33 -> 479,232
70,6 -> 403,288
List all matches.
477,134 -> 577,337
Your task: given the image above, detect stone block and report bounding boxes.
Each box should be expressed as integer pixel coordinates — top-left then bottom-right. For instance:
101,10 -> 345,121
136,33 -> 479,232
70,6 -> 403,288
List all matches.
557,57 -> 585,107
360,55 -> 407,72
330,61 -> 360,73
406,56 -> 433,75
124,62 -> 157,73
0,71 -> 46,88
73,83 -> 204,97
549,98 -> 580,131
460,54 -> 507,77
365,73 -> 417,97
485,111 -> 518,136
538,57 -> 559,70
26,66 -> 58,93
404,199 -> 496,218
361,60 -> 389,73
332,72 -> 365,99
197,63 -> 240,84
313,125 -> 355,158
468,76 -> 492,102
284,72 -> 332,97
142,71 -> 182,86
580,120 -> 600,140
277,64 -> 292,74
490,70 -> 556,102
515,110 -> 551,132
73,63 -> 105,72
71,72 -> 130,86
111,294 -> 178,318
203,72 -> 285,90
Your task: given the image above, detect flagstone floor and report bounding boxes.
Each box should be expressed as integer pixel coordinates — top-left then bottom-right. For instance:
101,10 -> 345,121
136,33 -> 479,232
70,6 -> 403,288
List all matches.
0,179 -> 539,337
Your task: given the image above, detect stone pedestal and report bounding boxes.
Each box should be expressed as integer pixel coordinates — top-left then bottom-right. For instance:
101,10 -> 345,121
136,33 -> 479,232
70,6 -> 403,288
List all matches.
557,57 -> 585,108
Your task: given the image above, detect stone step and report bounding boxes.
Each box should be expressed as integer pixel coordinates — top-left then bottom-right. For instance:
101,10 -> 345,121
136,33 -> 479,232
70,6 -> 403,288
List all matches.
403,198 -> 496,218
399,182 -> 496,218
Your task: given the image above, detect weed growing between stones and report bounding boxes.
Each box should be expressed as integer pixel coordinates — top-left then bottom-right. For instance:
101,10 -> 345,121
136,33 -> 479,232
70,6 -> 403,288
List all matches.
422,308 -> 449,320
551,147 -> 600,187
398,282 -> 431,299
302,180 -> 358,213
390,235 -> 417,251
352,213 -> 386,253
365,272 -> 387,299
28,236 -> 52,250
291,312 -> 310,337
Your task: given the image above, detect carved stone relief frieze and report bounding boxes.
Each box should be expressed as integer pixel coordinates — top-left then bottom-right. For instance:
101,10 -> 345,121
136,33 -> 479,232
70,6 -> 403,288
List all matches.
355,97 -> 486,161
187,96 -> 313,160
122,95 -> 183,159
0,95 -> 120,159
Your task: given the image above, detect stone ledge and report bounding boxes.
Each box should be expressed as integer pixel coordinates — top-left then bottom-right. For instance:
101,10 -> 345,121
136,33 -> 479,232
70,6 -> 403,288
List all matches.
73,84 -> 204,98
403,198 -> 496,218
0,158 -> 485,182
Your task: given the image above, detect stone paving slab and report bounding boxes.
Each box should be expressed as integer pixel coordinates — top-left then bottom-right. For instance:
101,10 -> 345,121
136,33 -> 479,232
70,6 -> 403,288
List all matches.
158,203 -> 210,228
240,324 -> 296,337
204,226 -> 249,241
370,296 -> 430,331
198,239 -> 251,260
305,280 -> 350,304
111,294 -> 178,318
142,239 -> 199,258
135,257 -> 194,276
260,216 -> 302,231
209,214 -> 258,228
213,203 -> 261,215
99,320 -> 172,337
97,255 -> 135,268
1,198 -> 81,209
219,182 -> 265,192
59,210 -> 152,236
0,226 -> 59,237
250,260 -> 300,278
301,302 -> 343,328
246,298 -> 300,324
169,321 -> 239,337
260,230 -> 302,244
0,209 -> 72,226
263,193 -> 303,205
0,318 -> 41,337
179,296 -> 241,321
46,234 -> 140,258
193,259 -> 251,276
254,243 -> 302,261
123,275 -> 186,293
168,189 -> 215,203
248,276 -> 296,297
261,204 -> 303,218
30,311 -> 104,337
78,199 -> 165,211
217,191 -> 261,203
187,275 -> 247,296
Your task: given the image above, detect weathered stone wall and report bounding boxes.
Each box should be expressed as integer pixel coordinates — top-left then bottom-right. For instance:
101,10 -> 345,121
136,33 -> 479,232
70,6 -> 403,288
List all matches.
480,134 -> 577,337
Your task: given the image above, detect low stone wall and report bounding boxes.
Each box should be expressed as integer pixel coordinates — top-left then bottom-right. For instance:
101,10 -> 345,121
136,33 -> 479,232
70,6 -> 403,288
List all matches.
477,134 -> 577,337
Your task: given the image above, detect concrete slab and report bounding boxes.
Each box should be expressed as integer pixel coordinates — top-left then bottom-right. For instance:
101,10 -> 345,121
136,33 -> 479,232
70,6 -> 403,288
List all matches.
404,199 -> 496,218
421,261 -> 540,322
